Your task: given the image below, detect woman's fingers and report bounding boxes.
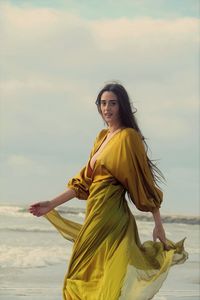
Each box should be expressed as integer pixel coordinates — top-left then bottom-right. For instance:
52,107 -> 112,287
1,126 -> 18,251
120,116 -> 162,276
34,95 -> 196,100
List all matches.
29,201 -> 51,217
29,203 -> 41,209
28,206 -> 39,213
28,202 -> 44,214
28,207 -> 37,213
30,209 -> 37,215
163,243 -> 171,251
153,227 -> 170,251
160,239 -> 170,251
30,202 -> 40,206
157,236 -> 171,251
32,210 -> 41,217
28,205 -> 41,216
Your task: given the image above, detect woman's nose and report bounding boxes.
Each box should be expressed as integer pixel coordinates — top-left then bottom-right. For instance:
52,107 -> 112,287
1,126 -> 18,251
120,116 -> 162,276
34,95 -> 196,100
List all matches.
105,103 -> 109,110
104,102 -> 111,110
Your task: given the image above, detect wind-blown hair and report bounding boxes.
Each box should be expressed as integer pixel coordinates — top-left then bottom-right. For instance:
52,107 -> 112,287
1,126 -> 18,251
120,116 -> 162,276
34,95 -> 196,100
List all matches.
95,82 -> 165,187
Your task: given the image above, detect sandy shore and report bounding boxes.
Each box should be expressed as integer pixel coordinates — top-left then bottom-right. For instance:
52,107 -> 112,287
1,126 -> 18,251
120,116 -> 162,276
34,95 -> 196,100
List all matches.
0,263 -> 66,300
0,260 -> 199,300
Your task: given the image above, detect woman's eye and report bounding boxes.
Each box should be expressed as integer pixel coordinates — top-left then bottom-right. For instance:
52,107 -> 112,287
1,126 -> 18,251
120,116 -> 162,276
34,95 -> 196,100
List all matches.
100,100 -> 117,106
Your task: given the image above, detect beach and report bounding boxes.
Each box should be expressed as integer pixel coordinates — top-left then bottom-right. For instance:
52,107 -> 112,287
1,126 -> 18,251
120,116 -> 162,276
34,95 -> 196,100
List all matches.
0,204 -> 199,299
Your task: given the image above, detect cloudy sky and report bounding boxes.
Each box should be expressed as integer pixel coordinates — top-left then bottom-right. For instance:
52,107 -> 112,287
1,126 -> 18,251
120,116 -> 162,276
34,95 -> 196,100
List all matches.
0,0 -> 199,215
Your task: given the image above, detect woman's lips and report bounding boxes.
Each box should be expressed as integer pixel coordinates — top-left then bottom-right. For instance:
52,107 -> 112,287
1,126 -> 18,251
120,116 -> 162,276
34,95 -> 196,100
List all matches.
104,113 -> 112,118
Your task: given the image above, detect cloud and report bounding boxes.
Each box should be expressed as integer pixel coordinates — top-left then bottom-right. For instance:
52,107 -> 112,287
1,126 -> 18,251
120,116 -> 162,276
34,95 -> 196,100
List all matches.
7,154 -> 45,173
1,4 -> 198,74
91,17 -> 198,50
0,3 -> 198,148
0,3 -> 199,212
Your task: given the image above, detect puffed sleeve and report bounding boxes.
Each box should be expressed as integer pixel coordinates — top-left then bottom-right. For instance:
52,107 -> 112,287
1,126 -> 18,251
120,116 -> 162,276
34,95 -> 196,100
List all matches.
67,166 -> 90,200
113,128 -> 163,212
67,129 -> 108,200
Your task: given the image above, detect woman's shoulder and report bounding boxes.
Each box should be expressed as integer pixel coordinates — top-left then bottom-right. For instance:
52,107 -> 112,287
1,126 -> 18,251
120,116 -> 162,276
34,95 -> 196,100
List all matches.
121,128 -> 145,153
99,128 -> 109,137
94,128 -> 108,143
121,127 -> 141,140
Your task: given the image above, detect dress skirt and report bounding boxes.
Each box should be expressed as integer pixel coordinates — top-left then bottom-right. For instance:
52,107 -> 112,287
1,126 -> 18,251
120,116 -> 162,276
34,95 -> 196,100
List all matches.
44,178 -> 188,300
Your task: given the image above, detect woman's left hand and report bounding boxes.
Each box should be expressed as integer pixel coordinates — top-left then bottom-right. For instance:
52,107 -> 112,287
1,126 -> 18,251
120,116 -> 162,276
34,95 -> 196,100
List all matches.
153,224 -> 170,250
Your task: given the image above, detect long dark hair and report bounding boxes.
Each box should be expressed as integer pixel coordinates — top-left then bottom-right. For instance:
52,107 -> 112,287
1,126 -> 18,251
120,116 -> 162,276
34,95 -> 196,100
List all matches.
95,82 -> 165,187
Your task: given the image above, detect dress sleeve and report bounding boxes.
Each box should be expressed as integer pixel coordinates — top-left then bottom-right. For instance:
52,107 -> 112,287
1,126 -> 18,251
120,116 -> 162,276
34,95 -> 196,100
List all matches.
67,129 -> 108,200
114,128 -> 163,212
67,166 -> 90,200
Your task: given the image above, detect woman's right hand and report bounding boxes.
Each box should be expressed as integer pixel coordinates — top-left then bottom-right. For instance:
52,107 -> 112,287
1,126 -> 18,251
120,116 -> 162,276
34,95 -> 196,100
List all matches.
28,200 -> 53,217
28,190 -> 76,217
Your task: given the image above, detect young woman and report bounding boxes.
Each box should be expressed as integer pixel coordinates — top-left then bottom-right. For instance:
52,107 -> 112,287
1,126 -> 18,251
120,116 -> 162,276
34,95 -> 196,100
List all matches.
29,83 -> 187,300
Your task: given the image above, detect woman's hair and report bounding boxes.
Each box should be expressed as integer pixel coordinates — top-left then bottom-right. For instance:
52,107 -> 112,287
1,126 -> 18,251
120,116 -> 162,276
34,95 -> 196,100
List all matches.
95,82 -> 165,186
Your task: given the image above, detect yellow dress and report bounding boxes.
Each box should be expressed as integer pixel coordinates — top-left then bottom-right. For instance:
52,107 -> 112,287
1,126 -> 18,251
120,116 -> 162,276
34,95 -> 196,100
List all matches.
44,128 -> 188,300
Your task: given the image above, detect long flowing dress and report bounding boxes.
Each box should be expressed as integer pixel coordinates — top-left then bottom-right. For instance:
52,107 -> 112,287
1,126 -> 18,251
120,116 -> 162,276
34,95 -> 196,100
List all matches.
44,128 -> 188,300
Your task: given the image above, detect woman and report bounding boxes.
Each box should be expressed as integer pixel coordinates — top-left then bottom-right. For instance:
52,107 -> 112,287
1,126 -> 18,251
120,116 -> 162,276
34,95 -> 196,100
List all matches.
29,82 -> 187,300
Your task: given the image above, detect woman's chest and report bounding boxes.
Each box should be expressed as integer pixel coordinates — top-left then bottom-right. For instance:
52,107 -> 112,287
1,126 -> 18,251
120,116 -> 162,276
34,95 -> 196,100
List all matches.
90,137 -> 111,170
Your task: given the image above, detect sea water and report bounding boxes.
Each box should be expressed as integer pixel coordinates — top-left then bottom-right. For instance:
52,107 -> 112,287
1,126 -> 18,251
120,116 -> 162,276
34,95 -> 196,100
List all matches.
0,204 -> 199,300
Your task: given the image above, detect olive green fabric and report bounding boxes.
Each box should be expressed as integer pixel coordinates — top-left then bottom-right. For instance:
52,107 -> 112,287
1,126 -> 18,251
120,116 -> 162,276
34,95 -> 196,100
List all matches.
44,128 -> 188,300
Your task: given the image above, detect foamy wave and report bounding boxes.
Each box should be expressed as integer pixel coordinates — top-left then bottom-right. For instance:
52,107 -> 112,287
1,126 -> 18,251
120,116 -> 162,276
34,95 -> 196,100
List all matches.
185,247 -> 200,255
0,206 -> 31,217
134,214 -> 200,225
0,205 -> 86,218
0,205 -> 199,224
0,245 -> 71,268
0,226 -> 56,233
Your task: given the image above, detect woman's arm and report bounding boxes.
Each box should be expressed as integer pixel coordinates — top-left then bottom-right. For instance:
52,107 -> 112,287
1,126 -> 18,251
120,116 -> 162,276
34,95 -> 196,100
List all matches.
28,188 -> 76,217
151,208 -> 170,250
152,208 -> 163,226
50,188 -> 76,208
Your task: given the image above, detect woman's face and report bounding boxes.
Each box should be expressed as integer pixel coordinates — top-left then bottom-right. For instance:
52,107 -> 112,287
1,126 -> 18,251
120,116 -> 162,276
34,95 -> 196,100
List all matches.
100,91 -> 121,126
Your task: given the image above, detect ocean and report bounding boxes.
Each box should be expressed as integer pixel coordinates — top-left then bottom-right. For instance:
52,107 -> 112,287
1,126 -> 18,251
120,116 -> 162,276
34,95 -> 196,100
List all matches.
0,204 -> 199,300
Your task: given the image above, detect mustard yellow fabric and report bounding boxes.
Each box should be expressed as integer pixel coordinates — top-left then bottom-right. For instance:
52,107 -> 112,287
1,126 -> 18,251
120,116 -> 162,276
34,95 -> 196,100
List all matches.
44,128 -> 188,300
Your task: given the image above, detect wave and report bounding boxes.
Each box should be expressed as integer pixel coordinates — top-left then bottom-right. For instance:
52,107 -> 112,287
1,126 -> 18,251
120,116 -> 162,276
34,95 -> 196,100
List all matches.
0,226 -> 56,233
134,214 -> 200,225
0,205 -> 85,218
0,242 -> 198,271
0,205 -> 199,225
0,245 -> 71,269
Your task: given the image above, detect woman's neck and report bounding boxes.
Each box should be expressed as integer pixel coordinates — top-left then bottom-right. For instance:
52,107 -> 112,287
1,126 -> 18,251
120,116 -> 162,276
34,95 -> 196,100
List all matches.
108,123 -> 124,134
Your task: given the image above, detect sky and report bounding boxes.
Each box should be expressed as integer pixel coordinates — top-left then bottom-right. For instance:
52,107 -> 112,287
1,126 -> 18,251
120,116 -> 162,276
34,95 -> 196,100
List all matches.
0,0 -> 199,215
